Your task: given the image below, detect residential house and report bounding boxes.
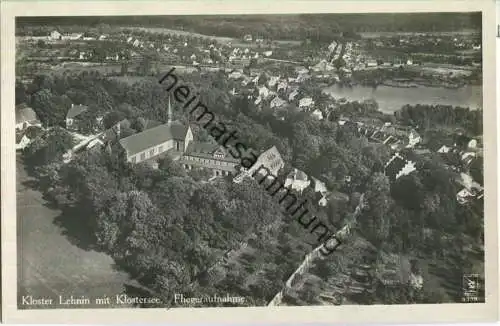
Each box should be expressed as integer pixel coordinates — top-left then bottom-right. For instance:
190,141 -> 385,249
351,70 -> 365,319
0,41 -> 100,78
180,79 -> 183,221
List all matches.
288,89 -> 299,101
366,59 -> 378,68
437,145 -> 452,153
16,133 -> 31,151
178,142 -> 239,177
50,30 -> 62,40
277,80 -> 288,93
16,104 -> 41,131
228,71 -> 243,79
65,104 -> 88,130
268,76 -> 280,88
312,60 -> 335,72
406,130 -> 421,148
284,168 -> 311,194
62,33 -> 82,41
311,109 -> 324,120
299,97 -> 315,110
233,145 -> 285,184
270,97 -> 287,109
385,152 -> 417,181
311,177 -> 328,195
258,86 -> 271,99
457,188 -> 476,205
243,34 -> 253,42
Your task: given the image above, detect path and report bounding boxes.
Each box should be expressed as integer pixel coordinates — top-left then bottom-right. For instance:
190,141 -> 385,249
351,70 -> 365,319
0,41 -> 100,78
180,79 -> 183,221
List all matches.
267,194 -> 365,306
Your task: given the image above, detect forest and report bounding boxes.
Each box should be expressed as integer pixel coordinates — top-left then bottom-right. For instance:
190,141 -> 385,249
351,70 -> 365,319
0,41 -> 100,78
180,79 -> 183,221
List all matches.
18,69 -> 484,305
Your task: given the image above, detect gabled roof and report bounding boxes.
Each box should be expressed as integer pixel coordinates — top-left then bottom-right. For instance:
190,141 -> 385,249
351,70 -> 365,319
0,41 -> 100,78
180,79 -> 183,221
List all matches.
185,141 -> 239,163
385,153 -> 408,181
66,105 -> 88,119
16,104 -> 39,124
119,121 -> 188,156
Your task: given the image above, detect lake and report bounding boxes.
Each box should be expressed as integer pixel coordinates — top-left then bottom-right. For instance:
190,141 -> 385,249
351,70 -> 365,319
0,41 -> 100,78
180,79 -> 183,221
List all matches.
323,84 -> 482,114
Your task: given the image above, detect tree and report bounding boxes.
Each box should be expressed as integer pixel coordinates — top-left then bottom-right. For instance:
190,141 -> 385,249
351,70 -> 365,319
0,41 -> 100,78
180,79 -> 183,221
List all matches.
24,127 -> 75,167
103,111 -> 125,129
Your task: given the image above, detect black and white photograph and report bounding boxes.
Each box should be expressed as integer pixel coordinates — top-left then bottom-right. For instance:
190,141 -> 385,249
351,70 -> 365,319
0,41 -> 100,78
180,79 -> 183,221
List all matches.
1,0 -> 498,324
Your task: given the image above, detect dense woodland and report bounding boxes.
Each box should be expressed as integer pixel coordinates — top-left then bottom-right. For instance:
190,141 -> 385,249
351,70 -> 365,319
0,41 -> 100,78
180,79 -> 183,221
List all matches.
18,69 -> 484,305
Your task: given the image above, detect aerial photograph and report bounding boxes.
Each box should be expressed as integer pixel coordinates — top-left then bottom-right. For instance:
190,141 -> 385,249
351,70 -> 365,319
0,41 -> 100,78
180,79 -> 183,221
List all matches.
15,12 -> 484,309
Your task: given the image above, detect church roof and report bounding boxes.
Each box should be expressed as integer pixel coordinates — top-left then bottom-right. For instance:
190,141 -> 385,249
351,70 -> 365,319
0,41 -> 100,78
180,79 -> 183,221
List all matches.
119,121 -> 188,156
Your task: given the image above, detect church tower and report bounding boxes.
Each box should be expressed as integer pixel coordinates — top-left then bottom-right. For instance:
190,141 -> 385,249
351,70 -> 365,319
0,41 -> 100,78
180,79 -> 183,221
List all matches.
167,96 -> 173,124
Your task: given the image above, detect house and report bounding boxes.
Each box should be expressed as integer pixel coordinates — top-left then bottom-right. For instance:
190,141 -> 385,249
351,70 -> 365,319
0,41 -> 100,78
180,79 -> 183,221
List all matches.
406,130 -> 421,148
461,152 -> 476,167
178,142 -> 239,177
16,133 -> 31,151
457,188 -> 475,205
366,60 -> 378,67
243,34 -> 253,42
437,145 -> 452,153
311,177 -> 328,195
468,139 -> 478,149
228,71 -> 243,79
50,30 -> 62,40
234,145 -> 285,184
258,86 -> 271,99
263,51 -> 273,57
288,89 -> 299,101
268,76 -> 280,88
16,104 -> 41,131
62,33 -> 82,40
312,60 -> 335,72
270,97 -> 287,109
311,109 -> 324,120
299,97 -> 315,109
284,168 -> 311,194
277,80 -> 288,93
385,152 -> 417,181
65,104 -> 88,130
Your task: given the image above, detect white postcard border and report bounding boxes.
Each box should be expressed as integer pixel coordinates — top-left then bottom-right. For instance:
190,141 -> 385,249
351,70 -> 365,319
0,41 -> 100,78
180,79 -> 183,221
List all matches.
1,0 -> 498,324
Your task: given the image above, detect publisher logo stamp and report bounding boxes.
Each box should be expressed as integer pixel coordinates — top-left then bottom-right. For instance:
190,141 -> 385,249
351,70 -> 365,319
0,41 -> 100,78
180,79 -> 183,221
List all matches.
462,274 -> 481,302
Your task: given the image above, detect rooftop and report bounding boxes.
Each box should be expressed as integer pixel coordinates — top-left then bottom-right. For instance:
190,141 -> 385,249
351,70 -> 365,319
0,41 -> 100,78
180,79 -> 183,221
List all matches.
119,121 -> 189,156
184,141 -> 239,163
66,104 -> 88,119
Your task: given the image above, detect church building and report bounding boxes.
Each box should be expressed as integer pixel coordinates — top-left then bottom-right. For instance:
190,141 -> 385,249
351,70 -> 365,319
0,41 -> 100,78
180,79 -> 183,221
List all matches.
118,98 -> 239,177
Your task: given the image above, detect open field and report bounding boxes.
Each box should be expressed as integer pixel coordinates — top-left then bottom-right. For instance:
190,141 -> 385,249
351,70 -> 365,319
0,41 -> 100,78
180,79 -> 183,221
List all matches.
121,26 -> 234,44
16,155 -> 133,308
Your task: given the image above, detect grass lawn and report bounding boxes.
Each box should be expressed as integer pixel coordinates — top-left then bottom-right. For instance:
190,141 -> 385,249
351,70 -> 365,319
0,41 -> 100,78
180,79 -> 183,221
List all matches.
16,155 -> 134,309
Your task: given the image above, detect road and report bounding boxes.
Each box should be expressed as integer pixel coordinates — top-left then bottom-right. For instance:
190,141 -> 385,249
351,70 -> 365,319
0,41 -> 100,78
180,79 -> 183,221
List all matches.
16,155 -> 133,309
